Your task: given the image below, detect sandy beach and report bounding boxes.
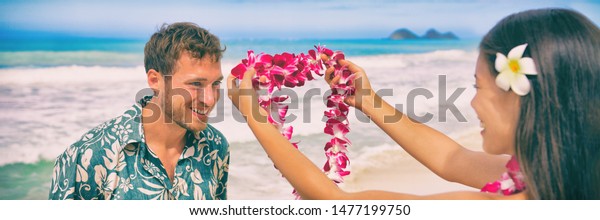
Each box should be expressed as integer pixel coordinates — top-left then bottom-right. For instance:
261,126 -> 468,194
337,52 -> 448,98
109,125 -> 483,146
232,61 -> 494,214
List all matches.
341,127 -> 483,195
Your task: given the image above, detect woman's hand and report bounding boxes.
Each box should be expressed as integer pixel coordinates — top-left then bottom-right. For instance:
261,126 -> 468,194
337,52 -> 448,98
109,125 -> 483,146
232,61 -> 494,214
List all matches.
227,68 -> 268,123
324,58 -> 377,111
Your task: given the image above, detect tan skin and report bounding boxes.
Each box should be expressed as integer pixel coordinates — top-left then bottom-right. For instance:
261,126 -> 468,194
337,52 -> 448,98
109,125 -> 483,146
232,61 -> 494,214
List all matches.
471,56 -> 521,156
228,53 -> 526,199
143,52 -> 223,182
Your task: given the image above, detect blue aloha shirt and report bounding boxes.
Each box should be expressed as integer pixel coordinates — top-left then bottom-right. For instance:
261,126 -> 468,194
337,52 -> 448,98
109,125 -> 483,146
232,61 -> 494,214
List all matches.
49,96 -> 229,200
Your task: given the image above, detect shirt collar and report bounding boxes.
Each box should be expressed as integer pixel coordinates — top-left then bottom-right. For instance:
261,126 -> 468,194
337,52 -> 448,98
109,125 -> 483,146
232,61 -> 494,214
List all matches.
122,95 -> 208,145
113,96 -> 150,146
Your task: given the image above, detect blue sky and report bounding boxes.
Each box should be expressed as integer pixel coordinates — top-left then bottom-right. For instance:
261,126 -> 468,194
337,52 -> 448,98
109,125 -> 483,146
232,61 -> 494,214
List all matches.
1,0 -> 599,39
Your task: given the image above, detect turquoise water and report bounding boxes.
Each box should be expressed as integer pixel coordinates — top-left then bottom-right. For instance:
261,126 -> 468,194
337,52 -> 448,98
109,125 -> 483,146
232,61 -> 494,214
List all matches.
223,38 -> 479,60
0,36 -> 480,199
0,160 -> 54,199
0,37 -> 479,68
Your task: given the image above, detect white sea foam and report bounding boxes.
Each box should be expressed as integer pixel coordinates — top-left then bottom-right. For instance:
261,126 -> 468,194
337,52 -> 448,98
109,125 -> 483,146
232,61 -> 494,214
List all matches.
0,50 -> 483,198
0,50 -> 480,164
0,51 -> 144,68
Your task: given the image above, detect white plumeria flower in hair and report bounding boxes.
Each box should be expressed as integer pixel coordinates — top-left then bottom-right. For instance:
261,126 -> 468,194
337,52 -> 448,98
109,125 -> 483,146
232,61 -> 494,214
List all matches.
494,43 -> 538,96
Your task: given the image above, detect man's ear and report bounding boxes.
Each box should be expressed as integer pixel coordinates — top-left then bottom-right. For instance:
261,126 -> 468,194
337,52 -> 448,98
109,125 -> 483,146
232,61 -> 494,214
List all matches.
147,69 -> 162,96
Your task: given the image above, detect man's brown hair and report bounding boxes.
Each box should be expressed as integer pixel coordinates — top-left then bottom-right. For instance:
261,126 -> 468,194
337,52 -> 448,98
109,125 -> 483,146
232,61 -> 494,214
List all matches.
144,22 -> 225,76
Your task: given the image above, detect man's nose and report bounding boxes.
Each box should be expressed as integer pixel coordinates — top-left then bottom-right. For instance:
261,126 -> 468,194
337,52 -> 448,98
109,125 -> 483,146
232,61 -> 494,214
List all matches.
201,86 -> 216,107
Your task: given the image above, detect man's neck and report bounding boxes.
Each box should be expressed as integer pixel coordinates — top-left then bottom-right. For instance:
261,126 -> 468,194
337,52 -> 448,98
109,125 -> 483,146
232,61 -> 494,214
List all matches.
141,99 -> 187,151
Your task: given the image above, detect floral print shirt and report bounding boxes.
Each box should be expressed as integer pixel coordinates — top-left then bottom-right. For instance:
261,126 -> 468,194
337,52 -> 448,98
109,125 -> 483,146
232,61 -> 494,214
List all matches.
49,97 -> 229,200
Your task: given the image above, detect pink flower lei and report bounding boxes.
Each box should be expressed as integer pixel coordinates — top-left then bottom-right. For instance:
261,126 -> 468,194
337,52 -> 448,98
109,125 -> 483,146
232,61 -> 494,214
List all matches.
231,46 -> 355,199
480,156 -> 526,195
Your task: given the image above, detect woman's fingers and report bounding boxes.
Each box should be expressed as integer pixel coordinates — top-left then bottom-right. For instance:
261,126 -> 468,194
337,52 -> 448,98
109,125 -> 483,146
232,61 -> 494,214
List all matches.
325,59 -> 363,87
324,66 -> 335,84
334,59 -> 370,89
240,68 -> 256,89
320,53 -> 330,61
227,74 -> 238,100
336,59 -> 364,74
227,68 -> 255,108
331,74 -> 341,85
227,74 -> 238,89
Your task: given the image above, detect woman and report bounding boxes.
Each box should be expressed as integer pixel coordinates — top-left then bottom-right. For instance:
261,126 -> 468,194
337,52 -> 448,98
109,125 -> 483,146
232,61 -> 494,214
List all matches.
228,8 -> 600,199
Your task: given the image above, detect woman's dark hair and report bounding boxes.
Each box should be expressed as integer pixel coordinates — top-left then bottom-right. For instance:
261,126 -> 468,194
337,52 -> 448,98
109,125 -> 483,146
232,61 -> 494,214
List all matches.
480,8 -> 600,199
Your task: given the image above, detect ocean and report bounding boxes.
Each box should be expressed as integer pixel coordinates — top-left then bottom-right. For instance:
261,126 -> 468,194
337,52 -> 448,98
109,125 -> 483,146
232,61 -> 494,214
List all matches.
0,37 -> 482,199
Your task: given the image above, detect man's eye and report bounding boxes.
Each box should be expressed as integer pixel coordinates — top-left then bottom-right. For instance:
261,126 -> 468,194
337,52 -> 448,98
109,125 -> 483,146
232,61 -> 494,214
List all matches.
213,81 -> 222,87
191,82 -> 202,87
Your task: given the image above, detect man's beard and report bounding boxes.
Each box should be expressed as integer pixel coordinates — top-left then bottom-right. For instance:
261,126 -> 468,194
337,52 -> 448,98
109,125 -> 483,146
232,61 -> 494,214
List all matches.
162,89 -> 205,133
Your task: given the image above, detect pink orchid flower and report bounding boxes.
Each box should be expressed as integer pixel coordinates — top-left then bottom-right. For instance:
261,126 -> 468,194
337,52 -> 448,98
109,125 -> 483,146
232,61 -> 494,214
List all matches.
480,156 -> 526,195
324,119 -> 350,143
232,46 -> 355,198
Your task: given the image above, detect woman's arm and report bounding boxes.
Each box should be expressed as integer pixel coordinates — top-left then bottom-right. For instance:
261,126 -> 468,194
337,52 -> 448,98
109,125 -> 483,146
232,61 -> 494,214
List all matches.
326,60 -> 509,189
228,68 -> 342,199
227,68 -> 523,200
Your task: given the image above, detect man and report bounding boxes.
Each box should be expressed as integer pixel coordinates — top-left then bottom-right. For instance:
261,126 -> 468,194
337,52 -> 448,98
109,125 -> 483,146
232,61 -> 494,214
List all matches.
49,22 -> 229,200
